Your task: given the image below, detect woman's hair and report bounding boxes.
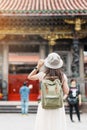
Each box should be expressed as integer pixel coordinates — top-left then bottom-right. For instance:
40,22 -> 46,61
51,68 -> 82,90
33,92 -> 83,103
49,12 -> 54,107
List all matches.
45,67 -> 64,83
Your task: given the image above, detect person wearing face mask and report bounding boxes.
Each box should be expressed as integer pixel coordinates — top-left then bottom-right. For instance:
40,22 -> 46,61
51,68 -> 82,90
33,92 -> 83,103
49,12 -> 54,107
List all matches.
67,79 -> 81,122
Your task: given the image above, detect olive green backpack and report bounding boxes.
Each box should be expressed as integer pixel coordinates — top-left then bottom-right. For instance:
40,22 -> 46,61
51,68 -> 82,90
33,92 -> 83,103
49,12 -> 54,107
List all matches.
41,79 -> 63,109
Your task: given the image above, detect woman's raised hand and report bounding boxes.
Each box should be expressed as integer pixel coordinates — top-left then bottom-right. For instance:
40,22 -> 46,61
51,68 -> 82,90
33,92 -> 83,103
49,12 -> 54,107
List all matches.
37,59 -> 44,69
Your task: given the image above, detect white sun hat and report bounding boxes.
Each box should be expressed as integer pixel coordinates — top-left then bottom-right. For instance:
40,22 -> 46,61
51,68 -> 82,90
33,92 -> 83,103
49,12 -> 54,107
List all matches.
44,52 -> 63,69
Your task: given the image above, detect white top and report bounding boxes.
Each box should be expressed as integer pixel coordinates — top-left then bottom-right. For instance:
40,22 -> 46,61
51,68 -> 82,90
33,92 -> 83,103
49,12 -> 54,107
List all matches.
37,71 -> 68,82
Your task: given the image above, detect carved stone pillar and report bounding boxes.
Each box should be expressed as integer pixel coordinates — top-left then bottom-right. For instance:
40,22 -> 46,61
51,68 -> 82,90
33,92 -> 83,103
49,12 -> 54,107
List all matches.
2,44 -> 9,100
0,45 -> 3,96
71,39 -> 80,77
49,45 -> 53,53
39,45 -> 46,59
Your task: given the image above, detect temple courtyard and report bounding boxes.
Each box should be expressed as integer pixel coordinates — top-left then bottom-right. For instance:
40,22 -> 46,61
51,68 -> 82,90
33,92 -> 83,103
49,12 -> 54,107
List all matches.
0,113 -> 87,130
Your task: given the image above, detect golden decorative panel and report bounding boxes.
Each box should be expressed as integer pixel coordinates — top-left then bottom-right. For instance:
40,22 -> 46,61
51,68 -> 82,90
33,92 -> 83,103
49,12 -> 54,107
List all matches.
64,18 -> 87,31
0,25 -> 86,43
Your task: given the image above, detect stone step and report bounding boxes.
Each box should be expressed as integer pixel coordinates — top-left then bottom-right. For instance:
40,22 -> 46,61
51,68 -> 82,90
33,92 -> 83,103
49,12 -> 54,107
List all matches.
0,101 -> 86,113
0,105 -> 38,113
0,101 -> 38,113
80,102 -> 87,113
0,105 -> 70,113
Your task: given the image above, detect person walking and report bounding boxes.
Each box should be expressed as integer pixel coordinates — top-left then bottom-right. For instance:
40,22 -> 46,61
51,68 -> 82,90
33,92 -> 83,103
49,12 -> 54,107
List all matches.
28,52 -> 69,130
19,82 -> 30,115
67,79 -> 81,122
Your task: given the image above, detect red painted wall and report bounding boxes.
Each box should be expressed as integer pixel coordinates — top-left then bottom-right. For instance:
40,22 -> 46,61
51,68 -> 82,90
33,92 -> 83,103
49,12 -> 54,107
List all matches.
8,74 -> 40,101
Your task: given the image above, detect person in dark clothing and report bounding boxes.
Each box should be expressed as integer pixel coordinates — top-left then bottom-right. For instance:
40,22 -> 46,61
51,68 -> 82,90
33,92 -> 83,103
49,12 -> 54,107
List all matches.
67,79 -> 81,122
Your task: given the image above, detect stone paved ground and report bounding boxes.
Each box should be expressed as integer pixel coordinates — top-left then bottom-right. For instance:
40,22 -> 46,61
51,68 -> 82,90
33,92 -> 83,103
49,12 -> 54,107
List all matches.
67,114 -> 87,130
0,113 -> 87,130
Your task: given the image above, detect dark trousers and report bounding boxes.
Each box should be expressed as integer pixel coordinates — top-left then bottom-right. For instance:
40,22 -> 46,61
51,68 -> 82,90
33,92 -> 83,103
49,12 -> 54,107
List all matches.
69,103 -> 80,121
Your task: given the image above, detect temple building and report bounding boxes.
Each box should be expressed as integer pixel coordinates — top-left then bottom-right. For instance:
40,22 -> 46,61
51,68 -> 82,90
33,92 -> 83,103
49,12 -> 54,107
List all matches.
0,0 -> 87,101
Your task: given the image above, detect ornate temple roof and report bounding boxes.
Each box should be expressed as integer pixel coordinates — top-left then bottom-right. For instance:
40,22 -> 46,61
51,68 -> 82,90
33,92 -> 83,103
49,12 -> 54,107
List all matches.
0,0 -> 87,16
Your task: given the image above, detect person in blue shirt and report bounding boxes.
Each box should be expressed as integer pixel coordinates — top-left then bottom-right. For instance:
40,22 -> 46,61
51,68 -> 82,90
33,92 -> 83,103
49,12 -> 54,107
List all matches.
20,82 -> 30,114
